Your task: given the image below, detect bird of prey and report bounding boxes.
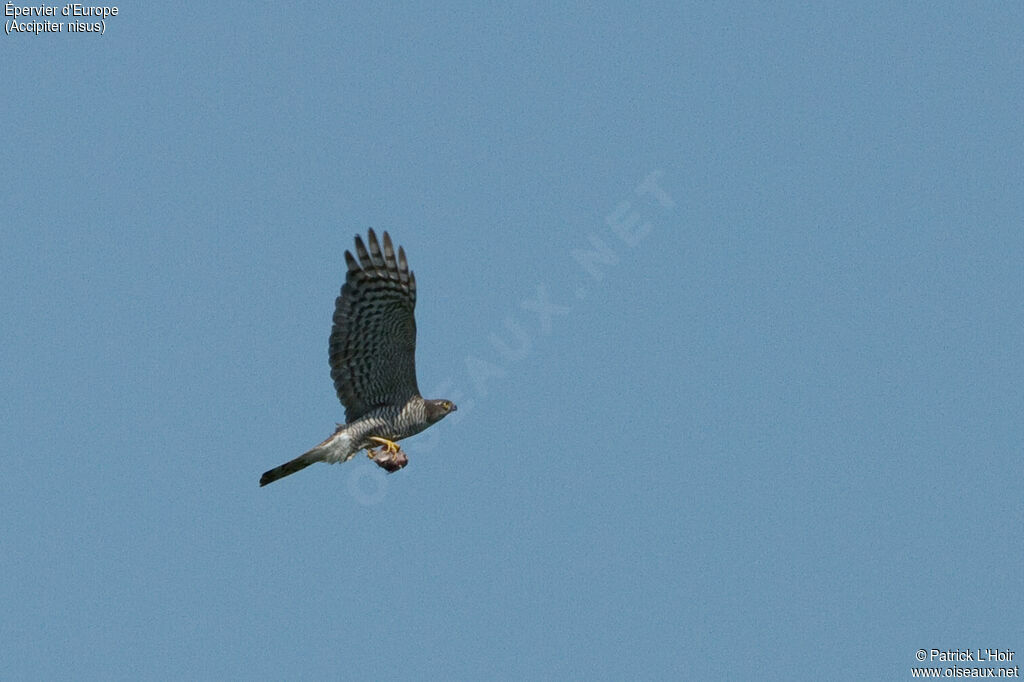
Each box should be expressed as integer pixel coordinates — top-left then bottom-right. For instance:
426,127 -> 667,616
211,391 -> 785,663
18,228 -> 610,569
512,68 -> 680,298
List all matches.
260,229 -> 457,486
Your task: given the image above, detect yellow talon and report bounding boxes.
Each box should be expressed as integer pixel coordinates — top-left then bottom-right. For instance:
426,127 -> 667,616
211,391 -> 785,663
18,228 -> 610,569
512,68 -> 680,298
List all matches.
367,436 -> 400,454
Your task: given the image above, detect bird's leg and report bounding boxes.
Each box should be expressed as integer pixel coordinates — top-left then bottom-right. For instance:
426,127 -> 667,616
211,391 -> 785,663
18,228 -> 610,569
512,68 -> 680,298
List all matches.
367,436 -> 400,454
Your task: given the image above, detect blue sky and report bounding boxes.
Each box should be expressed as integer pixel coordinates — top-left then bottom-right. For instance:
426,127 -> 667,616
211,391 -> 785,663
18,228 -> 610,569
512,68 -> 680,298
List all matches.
2,3 -> 1021,680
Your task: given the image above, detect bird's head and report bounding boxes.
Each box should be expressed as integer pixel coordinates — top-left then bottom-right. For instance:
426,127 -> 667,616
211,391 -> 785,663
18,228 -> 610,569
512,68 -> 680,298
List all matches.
425,399 -> 457,424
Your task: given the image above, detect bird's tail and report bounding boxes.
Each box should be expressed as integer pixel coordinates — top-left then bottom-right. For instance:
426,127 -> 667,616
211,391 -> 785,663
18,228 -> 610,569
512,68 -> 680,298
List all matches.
259,426 -> 355,487
259,451 -> 320,486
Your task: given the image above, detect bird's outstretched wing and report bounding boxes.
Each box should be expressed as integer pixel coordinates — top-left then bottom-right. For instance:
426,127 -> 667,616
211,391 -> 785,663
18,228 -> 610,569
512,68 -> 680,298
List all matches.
328,229 -> 419,422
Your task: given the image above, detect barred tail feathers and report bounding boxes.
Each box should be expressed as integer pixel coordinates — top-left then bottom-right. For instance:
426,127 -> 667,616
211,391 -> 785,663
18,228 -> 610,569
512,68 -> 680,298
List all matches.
259,428 -> 354,487
259,452 -> 319,486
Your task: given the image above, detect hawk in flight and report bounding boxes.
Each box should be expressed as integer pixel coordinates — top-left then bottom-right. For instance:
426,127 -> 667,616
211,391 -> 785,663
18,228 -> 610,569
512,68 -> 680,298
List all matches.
260,229 -> 457,486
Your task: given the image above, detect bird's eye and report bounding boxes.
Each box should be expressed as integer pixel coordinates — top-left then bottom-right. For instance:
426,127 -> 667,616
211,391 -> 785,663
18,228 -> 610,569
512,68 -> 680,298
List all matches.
443,401 -> 452,410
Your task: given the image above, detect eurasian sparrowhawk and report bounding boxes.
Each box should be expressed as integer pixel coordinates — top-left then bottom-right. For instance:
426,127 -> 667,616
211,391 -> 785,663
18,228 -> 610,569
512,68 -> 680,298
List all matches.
260,229 -> 456,486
